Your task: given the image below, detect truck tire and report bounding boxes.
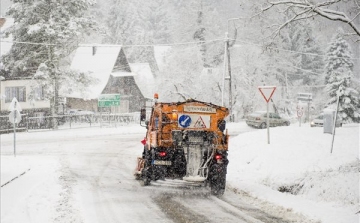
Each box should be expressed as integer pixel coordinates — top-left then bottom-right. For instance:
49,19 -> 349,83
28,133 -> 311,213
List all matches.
140,147 -> 152,186
209,163 -> 226,195
140,167 -> 151,186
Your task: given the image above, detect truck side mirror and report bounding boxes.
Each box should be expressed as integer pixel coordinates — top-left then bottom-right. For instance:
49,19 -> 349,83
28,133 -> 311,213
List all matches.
140,108 -> 146,122
218,120 -> 226,132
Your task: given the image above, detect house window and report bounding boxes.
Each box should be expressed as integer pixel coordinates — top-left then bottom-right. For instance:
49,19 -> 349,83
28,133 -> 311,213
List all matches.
5,86 -> 26,103
34,86 -> 44,101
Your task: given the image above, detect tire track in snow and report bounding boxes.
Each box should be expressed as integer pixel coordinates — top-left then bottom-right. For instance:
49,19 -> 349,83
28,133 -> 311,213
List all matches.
53,156 -> 83,223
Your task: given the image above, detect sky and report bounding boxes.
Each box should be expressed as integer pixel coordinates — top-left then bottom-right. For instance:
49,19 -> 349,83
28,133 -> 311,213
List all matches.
1,121 -> 359,223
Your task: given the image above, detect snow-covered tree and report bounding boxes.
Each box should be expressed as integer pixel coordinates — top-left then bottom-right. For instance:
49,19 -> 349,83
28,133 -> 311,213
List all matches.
158,46 -> 223,105
324,31 -> 359,123
2,0 -> 97,128
255,0 -> 360,41
137,0 -> 172,45
171,1 -> 224,68
103,0 -> 139,45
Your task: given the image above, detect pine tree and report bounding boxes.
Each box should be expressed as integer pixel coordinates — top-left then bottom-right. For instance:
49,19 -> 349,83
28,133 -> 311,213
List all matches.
2,0 -> 97,128
103,0 -> 139,45
324,31 -> 359,123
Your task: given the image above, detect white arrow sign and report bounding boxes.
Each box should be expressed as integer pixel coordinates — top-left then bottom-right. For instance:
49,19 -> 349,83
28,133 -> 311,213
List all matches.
9,110 -> 22,124
8,97 -> 22,112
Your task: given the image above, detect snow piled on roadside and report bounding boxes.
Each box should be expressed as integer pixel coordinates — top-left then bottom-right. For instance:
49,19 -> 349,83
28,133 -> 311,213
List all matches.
227,122 -> 359,223
1,156 -> 61,223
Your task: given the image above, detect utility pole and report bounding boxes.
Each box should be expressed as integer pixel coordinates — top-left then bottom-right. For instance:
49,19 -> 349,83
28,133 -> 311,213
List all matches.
221,32 -> 227,107
225,34 -> 232,122
225,18 -> 240,122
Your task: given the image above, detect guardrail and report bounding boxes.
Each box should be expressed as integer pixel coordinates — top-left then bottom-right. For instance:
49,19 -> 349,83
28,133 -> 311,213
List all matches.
0,112 -> 141,134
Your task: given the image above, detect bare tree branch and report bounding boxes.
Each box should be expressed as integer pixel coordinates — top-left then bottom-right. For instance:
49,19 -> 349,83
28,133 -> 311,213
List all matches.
267,7 -> 313,39
257,0 -> 360,38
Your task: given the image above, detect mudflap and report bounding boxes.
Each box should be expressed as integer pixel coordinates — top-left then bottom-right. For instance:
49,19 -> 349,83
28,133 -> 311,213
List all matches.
170,150 -> 187,178
209,163 -> 227,195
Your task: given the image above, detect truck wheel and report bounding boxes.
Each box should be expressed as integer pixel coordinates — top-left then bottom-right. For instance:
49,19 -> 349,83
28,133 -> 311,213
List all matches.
141,167 -> 151,186
209,163 -> 226,196
140,177 -> 150,186
141,148 -> 152,186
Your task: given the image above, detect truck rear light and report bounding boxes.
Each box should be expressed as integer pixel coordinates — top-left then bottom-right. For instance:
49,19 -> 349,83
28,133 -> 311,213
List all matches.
159,152 -> 166,157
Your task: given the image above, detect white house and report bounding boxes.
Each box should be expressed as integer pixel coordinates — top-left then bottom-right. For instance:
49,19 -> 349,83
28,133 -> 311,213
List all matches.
1,16 -> 157,114
1,18 -> 50,113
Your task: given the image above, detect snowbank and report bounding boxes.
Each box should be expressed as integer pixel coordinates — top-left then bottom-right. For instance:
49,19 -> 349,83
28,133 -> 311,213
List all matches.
227,122 -> 359,223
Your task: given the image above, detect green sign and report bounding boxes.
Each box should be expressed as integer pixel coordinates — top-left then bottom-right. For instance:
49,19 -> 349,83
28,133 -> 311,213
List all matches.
98,94 -> 120,107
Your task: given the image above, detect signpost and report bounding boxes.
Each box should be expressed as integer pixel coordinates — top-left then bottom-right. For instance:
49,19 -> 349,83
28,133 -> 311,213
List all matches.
98,94 -> 120,107
258,86 -> 276,144
98,94 -> 120,128
297,93 -> 312,122
8,97 -> 22,157
296,105 -> 304,127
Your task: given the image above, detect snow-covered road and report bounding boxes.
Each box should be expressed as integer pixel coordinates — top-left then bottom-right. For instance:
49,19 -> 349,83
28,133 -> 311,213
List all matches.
0,125 -> 314,223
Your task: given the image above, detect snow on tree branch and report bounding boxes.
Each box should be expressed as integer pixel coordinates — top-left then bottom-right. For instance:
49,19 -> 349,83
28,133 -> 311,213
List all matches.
258,0 -> 360,39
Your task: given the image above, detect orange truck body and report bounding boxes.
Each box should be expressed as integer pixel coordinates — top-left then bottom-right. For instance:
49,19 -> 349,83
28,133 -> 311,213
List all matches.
137,98 -> 230,195
145,99 -> 229,151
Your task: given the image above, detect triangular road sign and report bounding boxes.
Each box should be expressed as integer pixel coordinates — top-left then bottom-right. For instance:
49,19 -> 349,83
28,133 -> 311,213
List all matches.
194,116 -> 207,128
258,86 -> 276,103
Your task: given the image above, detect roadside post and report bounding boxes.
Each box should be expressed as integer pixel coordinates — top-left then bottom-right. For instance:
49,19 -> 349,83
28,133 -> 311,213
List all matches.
98,94 -> 120,127
258,86 -> 276,144
330,94 -> 340,153
8,97 -> 22,157
296,105 -> 304,127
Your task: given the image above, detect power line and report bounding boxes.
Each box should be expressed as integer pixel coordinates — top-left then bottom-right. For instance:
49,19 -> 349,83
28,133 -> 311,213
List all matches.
231,39 -> 360,61
2,37 -> 359,61
0,38 -> 224,48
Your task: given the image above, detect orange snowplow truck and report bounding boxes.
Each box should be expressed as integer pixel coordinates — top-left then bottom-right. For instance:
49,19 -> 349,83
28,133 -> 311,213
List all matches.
135,94 -> 229,195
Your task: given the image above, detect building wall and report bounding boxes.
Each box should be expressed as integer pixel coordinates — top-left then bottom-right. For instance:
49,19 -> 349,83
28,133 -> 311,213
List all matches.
102,76 -> 144,113
0,80 -> 50,112
66,98 -> 98,113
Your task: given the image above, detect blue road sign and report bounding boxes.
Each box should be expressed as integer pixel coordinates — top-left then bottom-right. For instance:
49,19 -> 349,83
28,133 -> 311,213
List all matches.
179,115 -> 192,128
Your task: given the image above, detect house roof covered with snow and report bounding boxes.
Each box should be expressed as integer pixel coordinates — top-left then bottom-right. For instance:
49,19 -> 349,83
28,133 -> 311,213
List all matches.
61,44 -> 128,100
154,46 -> 170,72
129,63 -> 156,99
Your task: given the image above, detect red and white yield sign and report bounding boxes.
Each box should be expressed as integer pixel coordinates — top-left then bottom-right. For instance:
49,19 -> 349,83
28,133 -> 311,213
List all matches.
258,86 -> 276,103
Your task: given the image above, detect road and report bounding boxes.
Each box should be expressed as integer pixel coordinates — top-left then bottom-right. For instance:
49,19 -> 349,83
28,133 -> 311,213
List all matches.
1,126 -> 306,223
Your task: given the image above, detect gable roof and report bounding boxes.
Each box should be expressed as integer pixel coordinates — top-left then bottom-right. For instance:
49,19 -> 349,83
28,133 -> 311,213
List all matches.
60,44 -> 128,100
129,63 -> 156,99
154,46 -> 170,72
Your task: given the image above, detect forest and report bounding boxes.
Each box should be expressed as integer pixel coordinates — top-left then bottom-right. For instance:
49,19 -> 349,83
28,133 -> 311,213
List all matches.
1,0 -> 359,122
